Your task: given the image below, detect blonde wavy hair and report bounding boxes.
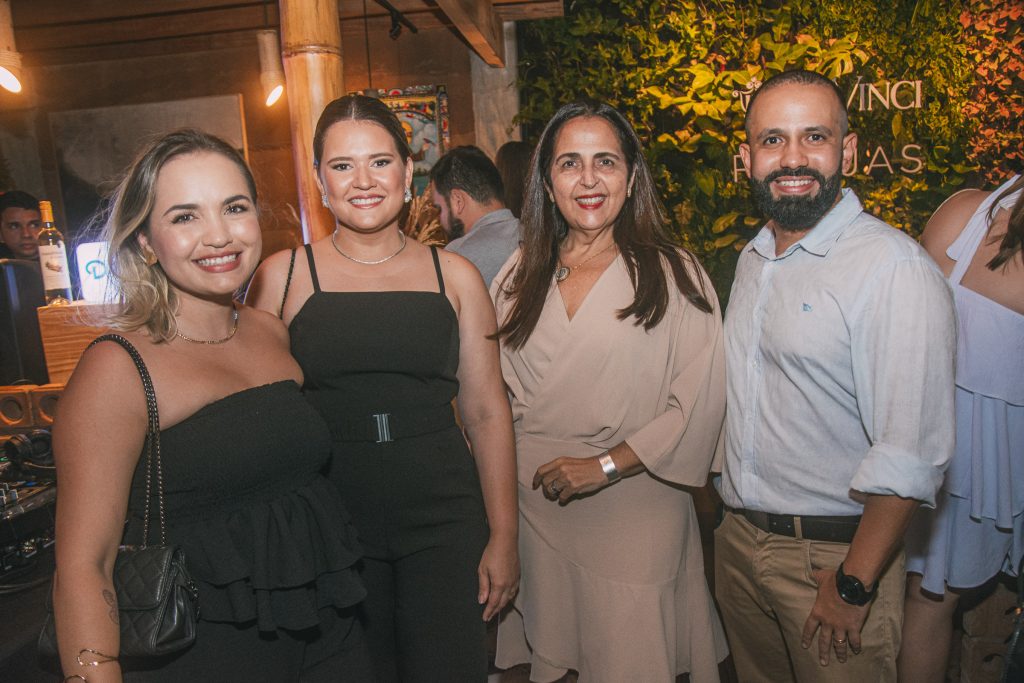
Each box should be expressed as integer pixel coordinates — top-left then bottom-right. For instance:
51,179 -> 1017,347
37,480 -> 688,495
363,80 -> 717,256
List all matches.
100,129 -> 257,342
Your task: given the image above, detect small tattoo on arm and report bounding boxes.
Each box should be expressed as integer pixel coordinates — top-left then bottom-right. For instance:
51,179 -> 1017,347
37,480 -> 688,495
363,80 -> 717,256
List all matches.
102,589 -> 118,625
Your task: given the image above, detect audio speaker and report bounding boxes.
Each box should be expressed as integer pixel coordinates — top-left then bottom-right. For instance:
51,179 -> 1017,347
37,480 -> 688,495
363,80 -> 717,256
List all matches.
0,385 -> 34,430
0,259 -> 49,385
29,384 -> 63,427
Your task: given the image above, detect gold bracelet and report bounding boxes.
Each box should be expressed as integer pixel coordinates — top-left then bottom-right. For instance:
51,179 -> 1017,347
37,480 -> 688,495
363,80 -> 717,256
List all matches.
77,648 -> 118,667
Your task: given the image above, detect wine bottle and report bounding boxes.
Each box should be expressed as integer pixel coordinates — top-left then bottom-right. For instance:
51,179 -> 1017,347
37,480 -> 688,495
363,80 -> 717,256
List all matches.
36,200 -> 73,305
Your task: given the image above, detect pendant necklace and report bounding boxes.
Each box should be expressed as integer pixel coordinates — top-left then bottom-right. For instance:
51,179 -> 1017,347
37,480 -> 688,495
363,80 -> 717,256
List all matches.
555,241 -> 617,282
332,229 -> 407,265
175,306 -> 239,345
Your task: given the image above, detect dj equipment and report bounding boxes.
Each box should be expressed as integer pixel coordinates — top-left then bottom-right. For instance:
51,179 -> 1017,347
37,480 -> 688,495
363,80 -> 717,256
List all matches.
0,432 -> 57,582
4,429 -> 55,470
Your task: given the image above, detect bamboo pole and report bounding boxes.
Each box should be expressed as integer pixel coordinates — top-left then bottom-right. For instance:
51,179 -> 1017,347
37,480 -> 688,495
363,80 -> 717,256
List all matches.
279,0 -> 343,242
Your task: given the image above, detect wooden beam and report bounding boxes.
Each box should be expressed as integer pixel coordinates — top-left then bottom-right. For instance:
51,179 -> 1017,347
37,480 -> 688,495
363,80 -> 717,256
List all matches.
433,0 -> 504,67
493,1 -> 563,21
11,0 -> 265,27
17,11 -> 453,66
11,0 -> 562,29
12,0 -> 560,64
15,5 -> 278,52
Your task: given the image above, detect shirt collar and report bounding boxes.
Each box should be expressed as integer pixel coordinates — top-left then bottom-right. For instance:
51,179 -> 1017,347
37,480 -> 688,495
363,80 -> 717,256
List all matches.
748,188 -> 863,260
472,208 -> 515,231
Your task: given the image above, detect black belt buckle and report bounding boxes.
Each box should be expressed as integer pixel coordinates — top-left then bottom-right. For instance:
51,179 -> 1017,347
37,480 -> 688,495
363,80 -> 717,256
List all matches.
372,413 -> 392,443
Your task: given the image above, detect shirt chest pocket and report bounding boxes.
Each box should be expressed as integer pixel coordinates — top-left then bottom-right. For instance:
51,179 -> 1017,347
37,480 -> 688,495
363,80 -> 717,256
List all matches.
758,285 -> 853,377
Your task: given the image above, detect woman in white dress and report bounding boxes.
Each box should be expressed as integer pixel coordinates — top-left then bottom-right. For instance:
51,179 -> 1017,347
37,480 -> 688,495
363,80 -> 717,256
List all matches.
900,174 -> 1024,682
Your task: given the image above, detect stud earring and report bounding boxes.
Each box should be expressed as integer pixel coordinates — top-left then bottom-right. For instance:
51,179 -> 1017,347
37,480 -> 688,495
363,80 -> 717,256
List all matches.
321,193 -> 329,208
626,185 -> 633,198
404,187 -> 412,204
142,246 -> 158,267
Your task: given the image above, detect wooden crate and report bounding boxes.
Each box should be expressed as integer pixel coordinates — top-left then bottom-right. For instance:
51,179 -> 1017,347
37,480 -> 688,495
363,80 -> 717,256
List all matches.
36,303 -> 115,385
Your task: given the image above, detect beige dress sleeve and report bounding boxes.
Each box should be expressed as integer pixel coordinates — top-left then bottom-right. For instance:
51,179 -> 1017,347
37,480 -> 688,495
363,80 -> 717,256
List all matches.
625,258 -> 726,485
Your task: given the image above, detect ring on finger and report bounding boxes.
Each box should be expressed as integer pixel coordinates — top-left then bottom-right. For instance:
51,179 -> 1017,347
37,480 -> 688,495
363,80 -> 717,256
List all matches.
549,481 -> 563,494
833,637 -> 846,645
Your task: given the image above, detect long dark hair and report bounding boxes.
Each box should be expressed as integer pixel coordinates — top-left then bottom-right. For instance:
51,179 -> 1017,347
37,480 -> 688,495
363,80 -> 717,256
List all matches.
495,101 -> 713,350
987,174 -> 1024,270
495,140 -> 532,219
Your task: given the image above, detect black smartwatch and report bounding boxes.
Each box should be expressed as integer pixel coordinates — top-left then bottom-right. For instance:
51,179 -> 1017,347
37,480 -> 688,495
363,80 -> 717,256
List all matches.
835,562 -> 876,606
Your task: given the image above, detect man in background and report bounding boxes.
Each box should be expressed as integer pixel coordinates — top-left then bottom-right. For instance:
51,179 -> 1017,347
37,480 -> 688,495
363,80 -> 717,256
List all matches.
0,190 -> 42,260
430,146 -> 520,288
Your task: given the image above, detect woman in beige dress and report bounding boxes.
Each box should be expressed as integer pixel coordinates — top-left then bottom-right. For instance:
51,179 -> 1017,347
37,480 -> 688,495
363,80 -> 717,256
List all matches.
492,101 -> 728,682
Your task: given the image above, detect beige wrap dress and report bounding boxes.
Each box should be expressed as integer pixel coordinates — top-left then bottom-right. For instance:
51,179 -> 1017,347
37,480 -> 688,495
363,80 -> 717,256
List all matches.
492,252 -> 729,683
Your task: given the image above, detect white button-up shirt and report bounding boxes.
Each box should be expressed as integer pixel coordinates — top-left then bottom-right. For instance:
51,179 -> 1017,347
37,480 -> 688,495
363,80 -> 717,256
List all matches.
719,189 -> 956,516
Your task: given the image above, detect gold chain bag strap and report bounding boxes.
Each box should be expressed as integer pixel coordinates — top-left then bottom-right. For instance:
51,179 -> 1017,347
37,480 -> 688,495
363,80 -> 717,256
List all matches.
39,334 -> 199,659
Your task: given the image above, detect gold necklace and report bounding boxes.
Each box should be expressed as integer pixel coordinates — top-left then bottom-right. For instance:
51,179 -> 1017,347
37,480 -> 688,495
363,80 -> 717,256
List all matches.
331,229 -> 407,265
175,306 -> 239,345
555,241 -> 617,282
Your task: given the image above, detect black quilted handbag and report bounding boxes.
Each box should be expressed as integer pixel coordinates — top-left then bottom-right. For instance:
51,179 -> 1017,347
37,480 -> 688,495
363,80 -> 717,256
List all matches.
1004,556 -> 1024,683
39,334 -> 199,659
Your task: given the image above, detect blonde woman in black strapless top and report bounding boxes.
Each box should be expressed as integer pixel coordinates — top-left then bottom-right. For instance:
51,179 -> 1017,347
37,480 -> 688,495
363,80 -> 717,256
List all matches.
52,130 -> 370,683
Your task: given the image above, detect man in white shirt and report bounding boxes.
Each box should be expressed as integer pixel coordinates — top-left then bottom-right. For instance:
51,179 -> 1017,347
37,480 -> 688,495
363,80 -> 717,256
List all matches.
430,146 -> 520,288
715,70 -> 956,682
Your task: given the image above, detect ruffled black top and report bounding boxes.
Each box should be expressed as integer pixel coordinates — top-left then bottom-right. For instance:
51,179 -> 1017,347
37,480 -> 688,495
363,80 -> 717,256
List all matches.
124,380 -> 365,632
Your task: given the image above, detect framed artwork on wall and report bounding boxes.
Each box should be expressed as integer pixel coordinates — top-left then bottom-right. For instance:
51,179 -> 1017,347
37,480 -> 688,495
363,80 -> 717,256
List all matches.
360,85 -> 450,195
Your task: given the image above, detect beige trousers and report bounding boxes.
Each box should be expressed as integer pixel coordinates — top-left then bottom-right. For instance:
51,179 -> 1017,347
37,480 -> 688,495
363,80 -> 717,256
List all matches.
714,511 -> 904,683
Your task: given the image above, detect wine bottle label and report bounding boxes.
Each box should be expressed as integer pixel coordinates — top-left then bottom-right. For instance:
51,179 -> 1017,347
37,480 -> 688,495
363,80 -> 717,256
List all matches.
39,243 -> 73,289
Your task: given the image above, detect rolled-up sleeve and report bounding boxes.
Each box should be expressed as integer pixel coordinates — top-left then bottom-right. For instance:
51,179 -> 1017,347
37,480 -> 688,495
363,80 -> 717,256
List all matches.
848,256 -> 956,506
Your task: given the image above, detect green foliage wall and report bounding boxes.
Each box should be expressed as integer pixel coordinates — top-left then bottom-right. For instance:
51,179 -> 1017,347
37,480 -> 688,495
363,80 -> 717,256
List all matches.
516,0 -> 1022,297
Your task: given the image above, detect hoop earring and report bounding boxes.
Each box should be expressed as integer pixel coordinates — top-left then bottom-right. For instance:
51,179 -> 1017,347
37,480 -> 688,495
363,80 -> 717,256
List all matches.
321,193 -> 329,208
404,187 -> 412,203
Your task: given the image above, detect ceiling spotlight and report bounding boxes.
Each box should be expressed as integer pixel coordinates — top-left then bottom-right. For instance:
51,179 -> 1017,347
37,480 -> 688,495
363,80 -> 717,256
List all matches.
0,0 -> 23,94
257,29 -> 285,107
389,11 -> 402,40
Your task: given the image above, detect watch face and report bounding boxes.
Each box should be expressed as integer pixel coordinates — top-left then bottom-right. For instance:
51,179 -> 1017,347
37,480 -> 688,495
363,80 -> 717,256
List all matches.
837,574 -> 870,606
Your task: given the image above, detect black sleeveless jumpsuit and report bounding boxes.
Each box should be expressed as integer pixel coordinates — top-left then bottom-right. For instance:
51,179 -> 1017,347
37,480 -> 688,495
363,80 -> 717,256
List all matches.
289,244 -> 489,683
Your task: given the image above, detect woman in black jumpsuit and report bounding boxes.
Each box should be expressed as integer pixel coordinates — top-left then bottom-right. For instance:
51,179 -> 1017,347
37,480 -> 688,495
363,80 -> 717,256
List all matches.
248,95 -> 518,683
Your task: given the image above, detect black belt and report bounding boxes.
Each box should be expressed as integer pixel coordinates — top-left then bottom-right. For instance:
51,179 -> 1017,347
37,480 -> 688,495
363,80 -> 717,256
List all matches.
727,506 -> 861,544
325,403 -> 456,443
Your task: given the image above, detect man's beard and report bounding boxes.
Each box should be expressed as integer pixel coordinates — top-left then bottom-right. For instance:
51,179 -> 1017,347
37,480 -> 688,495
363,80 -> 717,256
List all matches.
749,164 -> 843,232
443,199 -> 466,240
448,216 -> 465,240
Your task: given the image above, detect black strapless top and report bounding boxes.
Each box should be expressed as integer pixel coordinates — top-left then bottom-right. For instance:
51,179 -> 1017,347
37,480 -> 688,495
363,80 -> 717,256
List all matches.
124,380 -> 365,631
